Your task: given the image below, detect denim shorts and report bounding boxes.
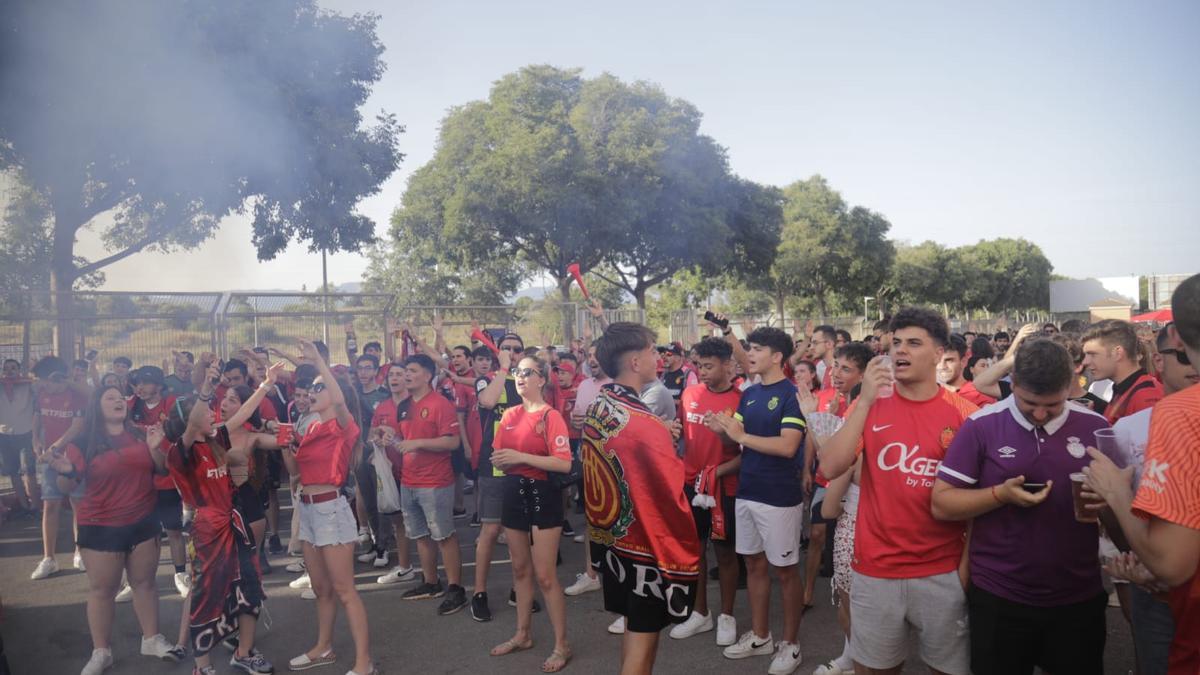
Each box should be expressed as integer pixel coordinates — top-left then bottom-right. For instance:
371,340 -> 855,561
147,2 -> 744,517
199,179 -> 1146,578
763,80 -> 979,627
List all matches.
40,461 -> 86,501
400,485 -> 455,541
297,495 -> 359,548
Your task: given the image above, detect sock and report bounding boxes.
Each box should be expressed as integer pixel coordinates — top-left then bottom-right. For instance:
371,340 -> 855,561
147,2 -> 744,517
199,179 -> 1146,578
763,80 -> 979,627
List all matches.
174,564 -> 186,574
833,637 -> 853,669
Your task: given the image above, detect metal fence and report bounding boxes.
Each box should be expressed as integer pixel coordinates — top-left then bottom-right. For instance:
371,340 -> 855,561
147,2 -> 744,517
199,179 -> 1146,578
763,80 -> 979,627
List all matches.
219,292 -> 396,361
0,292 -> 222,367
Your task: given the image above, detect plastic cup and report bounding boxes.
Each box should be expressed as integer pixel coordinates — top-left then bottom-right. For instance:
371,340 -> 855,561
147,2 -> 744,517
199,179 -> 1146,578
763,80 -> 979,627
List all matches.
1093,428 -> 1125,467
1070,472 -> 1100,524
275,423 -> 295,447
877,356 -> 895,399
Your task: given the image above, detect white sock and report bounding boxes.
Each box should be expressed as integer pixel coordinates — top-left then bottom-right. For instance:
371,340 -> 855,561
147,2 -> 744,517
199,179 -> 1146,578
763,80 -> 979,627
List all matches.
833,637 -> 853,670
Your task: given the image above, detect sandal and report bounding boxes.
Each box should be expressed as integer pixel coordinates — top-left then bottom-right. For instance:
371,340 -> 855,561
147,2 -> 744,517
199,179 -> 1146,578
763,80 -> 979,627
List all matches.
490,637 -> 534,657
542,648 -> 571,673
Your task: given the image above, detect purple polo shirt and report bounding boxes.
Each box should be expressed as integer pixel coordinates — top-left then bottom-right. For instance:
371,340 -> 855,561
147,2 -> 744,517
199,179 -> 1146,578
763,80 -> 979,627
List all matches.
938,396 -> 1112,607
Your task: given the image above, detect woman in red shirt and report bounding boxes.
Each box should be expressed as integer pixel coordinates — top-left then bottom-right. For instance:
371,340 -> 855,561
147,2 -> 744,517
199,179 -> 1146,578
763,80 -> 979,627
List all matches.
47,385 -> 182,675
164,364 -> 282,675
487,356 -> 573,672
279,341 -> 375,675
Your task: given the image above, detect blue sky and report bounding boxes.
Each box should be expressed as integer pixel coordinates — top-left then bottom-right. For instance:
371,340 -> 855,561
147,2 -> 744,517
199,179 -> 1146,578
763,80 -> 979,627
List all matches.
85,0 -> 1200,291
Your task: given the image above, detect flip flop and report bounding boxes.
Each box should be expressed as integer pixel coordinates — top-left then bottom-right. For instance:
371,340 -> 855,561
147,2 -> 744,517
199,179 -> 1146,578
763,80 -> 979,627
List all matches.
542,648 -> 572,673
490,638 -> 534,657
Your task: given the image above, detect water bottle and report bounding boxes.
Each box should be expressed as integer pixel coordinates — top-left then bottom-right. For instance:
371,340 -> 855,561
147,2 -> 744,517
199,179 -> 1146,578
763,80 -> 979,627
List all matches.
877,355 -> 895,399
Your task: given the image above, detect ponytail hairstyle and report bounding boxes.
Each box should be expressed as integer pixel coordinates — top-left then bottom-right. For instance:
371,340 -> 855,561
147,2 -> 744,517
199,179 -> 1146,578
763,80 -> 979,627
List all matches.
79,385 -> 143,464
520,355 -> 552,400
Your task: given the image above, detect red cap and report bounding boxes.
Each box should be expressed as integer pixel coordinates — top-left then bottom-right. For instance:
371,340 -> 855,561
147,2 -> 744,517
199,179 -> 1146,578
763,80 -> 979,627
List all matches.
554,361 -> 577,375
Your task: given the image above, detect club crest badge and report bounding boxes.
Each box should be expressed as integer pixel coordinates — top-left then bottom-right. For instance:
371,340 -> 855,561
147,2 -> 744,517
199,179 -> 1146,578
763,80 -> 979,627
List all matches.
1066,436 -> 1086,459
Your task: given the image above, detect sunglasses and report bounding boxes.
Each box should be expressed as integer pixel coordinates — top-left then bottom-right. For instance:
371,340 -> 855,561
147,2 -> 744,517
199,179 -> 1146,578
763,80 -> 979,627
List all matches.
1161,349 -> 1192,366
510,367 -> 543,378
500,345 -> 524,353
311,382 -> 328,393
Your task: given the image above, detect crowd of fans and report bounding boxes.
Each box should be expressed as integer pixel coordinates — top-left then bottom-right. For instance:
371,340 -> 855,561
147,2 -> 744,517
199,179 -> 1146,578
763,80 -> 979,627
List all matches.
0,272 -> 1198,675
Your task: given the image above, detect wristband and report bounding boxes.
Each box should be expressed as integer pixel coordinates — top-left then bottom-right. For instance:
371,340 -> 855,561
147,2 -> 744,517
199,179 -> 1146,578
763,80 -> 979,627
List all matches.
991,485 -> 1002,504
722,329 -> 733,336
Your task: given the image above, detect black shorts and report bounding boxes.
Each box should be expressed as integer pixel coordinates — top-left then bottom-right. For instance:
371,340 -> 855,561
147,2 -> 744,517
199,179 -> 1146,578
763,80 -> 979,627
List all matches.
266,451 -> 283,490
234,483 -> 266,524
156,489 -> 184,531
683,485 -> 736,545
79,512 -> 160,553
591,541 -> 697,634
967,584 -> 1106,675
0,432 -> 35,477
451,447 -> 471,478
500,475 -> 564,532
810,498 -> 831,526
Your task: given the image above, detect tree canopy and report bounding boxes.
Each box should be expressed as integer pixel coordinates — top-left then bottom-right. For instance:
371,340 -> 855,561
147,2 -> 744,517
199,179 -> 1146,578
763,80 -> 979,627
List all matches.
0,0 -> 402,351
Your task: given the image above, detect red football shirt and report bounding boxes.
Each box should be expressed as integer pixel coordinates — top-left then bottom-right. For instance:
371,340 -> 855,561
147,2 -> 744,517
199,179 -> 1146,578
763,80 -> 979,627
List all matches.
1105,372 -> 1164,425
1132,386 -> 1200,673
680,383 -> 742,496
555,386 -> 580,440
492,405 -> 572,481
36,389 -> 85,447
295,416 -> 359,487
370,396 -> 408,483
398,390 -> 460,488
852,387 -> 978,578
956,382 -> 997,408
128,395 -> 178,490
167,441 -> 234,524
67,432 -> 157,526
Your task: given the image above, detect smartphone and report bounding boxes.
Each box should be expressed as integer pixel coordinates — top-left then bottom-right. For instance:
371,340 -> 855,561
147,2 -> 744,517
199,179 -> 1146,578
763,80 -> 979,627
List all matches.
704,310 -> 729,330
1020,482 -> 1047,494
85,349 -> 99,361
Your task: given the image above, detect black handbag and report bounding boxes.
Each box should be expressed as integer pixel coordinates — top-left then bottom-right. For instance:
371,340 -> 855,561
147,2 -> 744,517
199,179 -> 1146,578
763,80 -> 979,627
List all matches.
540,409 -> 583,489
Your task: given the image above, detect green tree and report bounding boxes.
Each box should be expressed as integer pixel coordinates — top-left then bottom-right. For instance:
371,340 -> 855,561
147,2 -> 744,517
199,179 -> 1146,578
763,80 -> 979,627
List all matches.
0,170 -> 104,292
0,0 -> 402,354
956,238 -> 1053,311
756,176 -> 894,318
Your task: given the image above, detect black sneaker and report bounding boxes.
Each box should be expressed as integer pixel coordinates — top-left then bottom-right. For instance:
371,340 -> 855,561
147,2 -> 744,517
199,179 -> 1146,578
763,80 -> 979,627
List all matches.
508,588 -> 541,613
452,508 -> 468,520
401,580 -> 445,600
469,513 -> 481,528
562,520 -> 575,536
470,592 -> 492,622
709,565 -> 720,581
267,534 -> 283,555
437,584 -> 469,615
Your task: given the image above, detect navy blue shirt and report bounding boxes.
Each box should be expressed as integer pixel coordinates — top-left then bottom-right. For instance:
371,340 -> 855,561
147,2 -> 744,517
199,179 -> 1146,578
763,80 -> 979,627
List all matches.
735,378 -> 807,507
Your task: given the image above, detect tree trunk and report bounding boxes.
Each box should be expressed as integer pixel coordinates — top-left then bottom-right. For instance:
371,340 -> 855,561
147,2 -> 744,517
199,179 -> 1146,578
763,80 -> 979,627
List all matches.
775,289 -> 786,329
557,277 -> 575,342
634,286 -> 647,311
49,211 -> 79,359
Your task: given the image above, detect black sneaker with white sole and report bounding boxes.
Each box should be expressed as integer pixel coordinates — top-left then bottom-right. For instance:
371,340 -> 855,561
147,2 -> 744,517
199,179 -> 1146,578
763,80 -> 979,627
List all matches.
508,588 -> 541,613
437,584 -> 469,615
230,650 -> 275,674
470,592 -> 492,622
562,520 -> 575,536
401,580 -> 445,600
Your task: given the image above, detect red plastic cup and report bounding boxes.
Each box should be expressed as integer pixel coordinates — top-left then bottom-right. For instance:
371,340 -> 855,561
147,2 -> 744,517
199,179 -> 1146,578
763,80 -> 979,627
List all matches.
275,423 -> 295,447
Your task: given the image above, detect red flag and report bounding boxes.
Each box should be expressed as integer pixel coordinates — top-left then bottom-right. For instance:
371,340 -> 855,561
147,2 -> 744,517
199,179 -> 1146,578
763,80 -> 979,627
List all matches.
567,263 -> 591,300
471,328 -> 500,357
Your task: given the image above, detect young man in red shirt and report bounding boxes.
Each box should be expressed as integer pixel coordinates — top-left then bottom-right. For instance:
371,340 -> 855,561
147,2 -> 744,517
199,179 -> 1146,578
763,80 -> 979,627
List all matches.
30,356 -> 87,581
394,354 -> 467,616
810,326 -> 838,390
670,337 -> 743,646
370,364 -> 415,585
819,308 -> 978,675
1086,273 -> 1200,674
1082,319 -> 1163,424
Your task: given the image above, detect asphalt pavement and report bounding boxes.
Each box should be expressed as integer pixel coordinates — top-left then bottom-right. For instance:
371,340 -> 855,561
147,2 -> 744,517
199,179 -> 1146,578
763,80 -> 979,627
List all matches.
0,491 -> 1137,674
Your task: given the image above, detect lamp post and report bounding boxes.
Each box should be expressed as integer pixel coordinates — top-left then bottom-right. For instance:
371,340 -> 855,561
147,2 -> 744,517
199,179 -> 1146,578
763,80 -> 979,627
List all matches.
864,296 -> 875,320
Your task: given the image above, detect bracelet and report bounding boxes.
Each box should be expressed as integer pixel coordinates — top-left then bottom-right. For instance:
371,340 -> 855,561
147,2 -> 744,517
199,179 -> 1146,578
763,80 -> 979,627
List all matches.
722,329 -> 732,336
991,485 -> 1003,504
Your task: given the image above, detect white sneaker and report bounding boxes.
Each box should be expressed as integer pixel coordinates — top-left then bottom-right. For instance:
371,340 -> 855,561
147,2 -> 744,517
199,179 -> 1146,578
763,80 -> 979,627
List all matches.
573,533 -> 585,543
376,565 -> 415,585
723,630 -> 774,660
173,572 -> 191,598
140,633 -> 175,660
812,661 -> 851,675
564,572 -> 602,596
716,613 -> 738,646
74,550 -> 86,571
607,616 -> 626,634
289,573 -> 312,589
372,550 -> 390,568
80,647 -> 113,675
356,550 -> 377,564
769,641 -> 803,675
114,584 -> 134,603
300,588 -> 316,600
285,559 -> 306,573
31,556 -> 59,580
669,611 -> 714,639
357,527 -> 372,546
